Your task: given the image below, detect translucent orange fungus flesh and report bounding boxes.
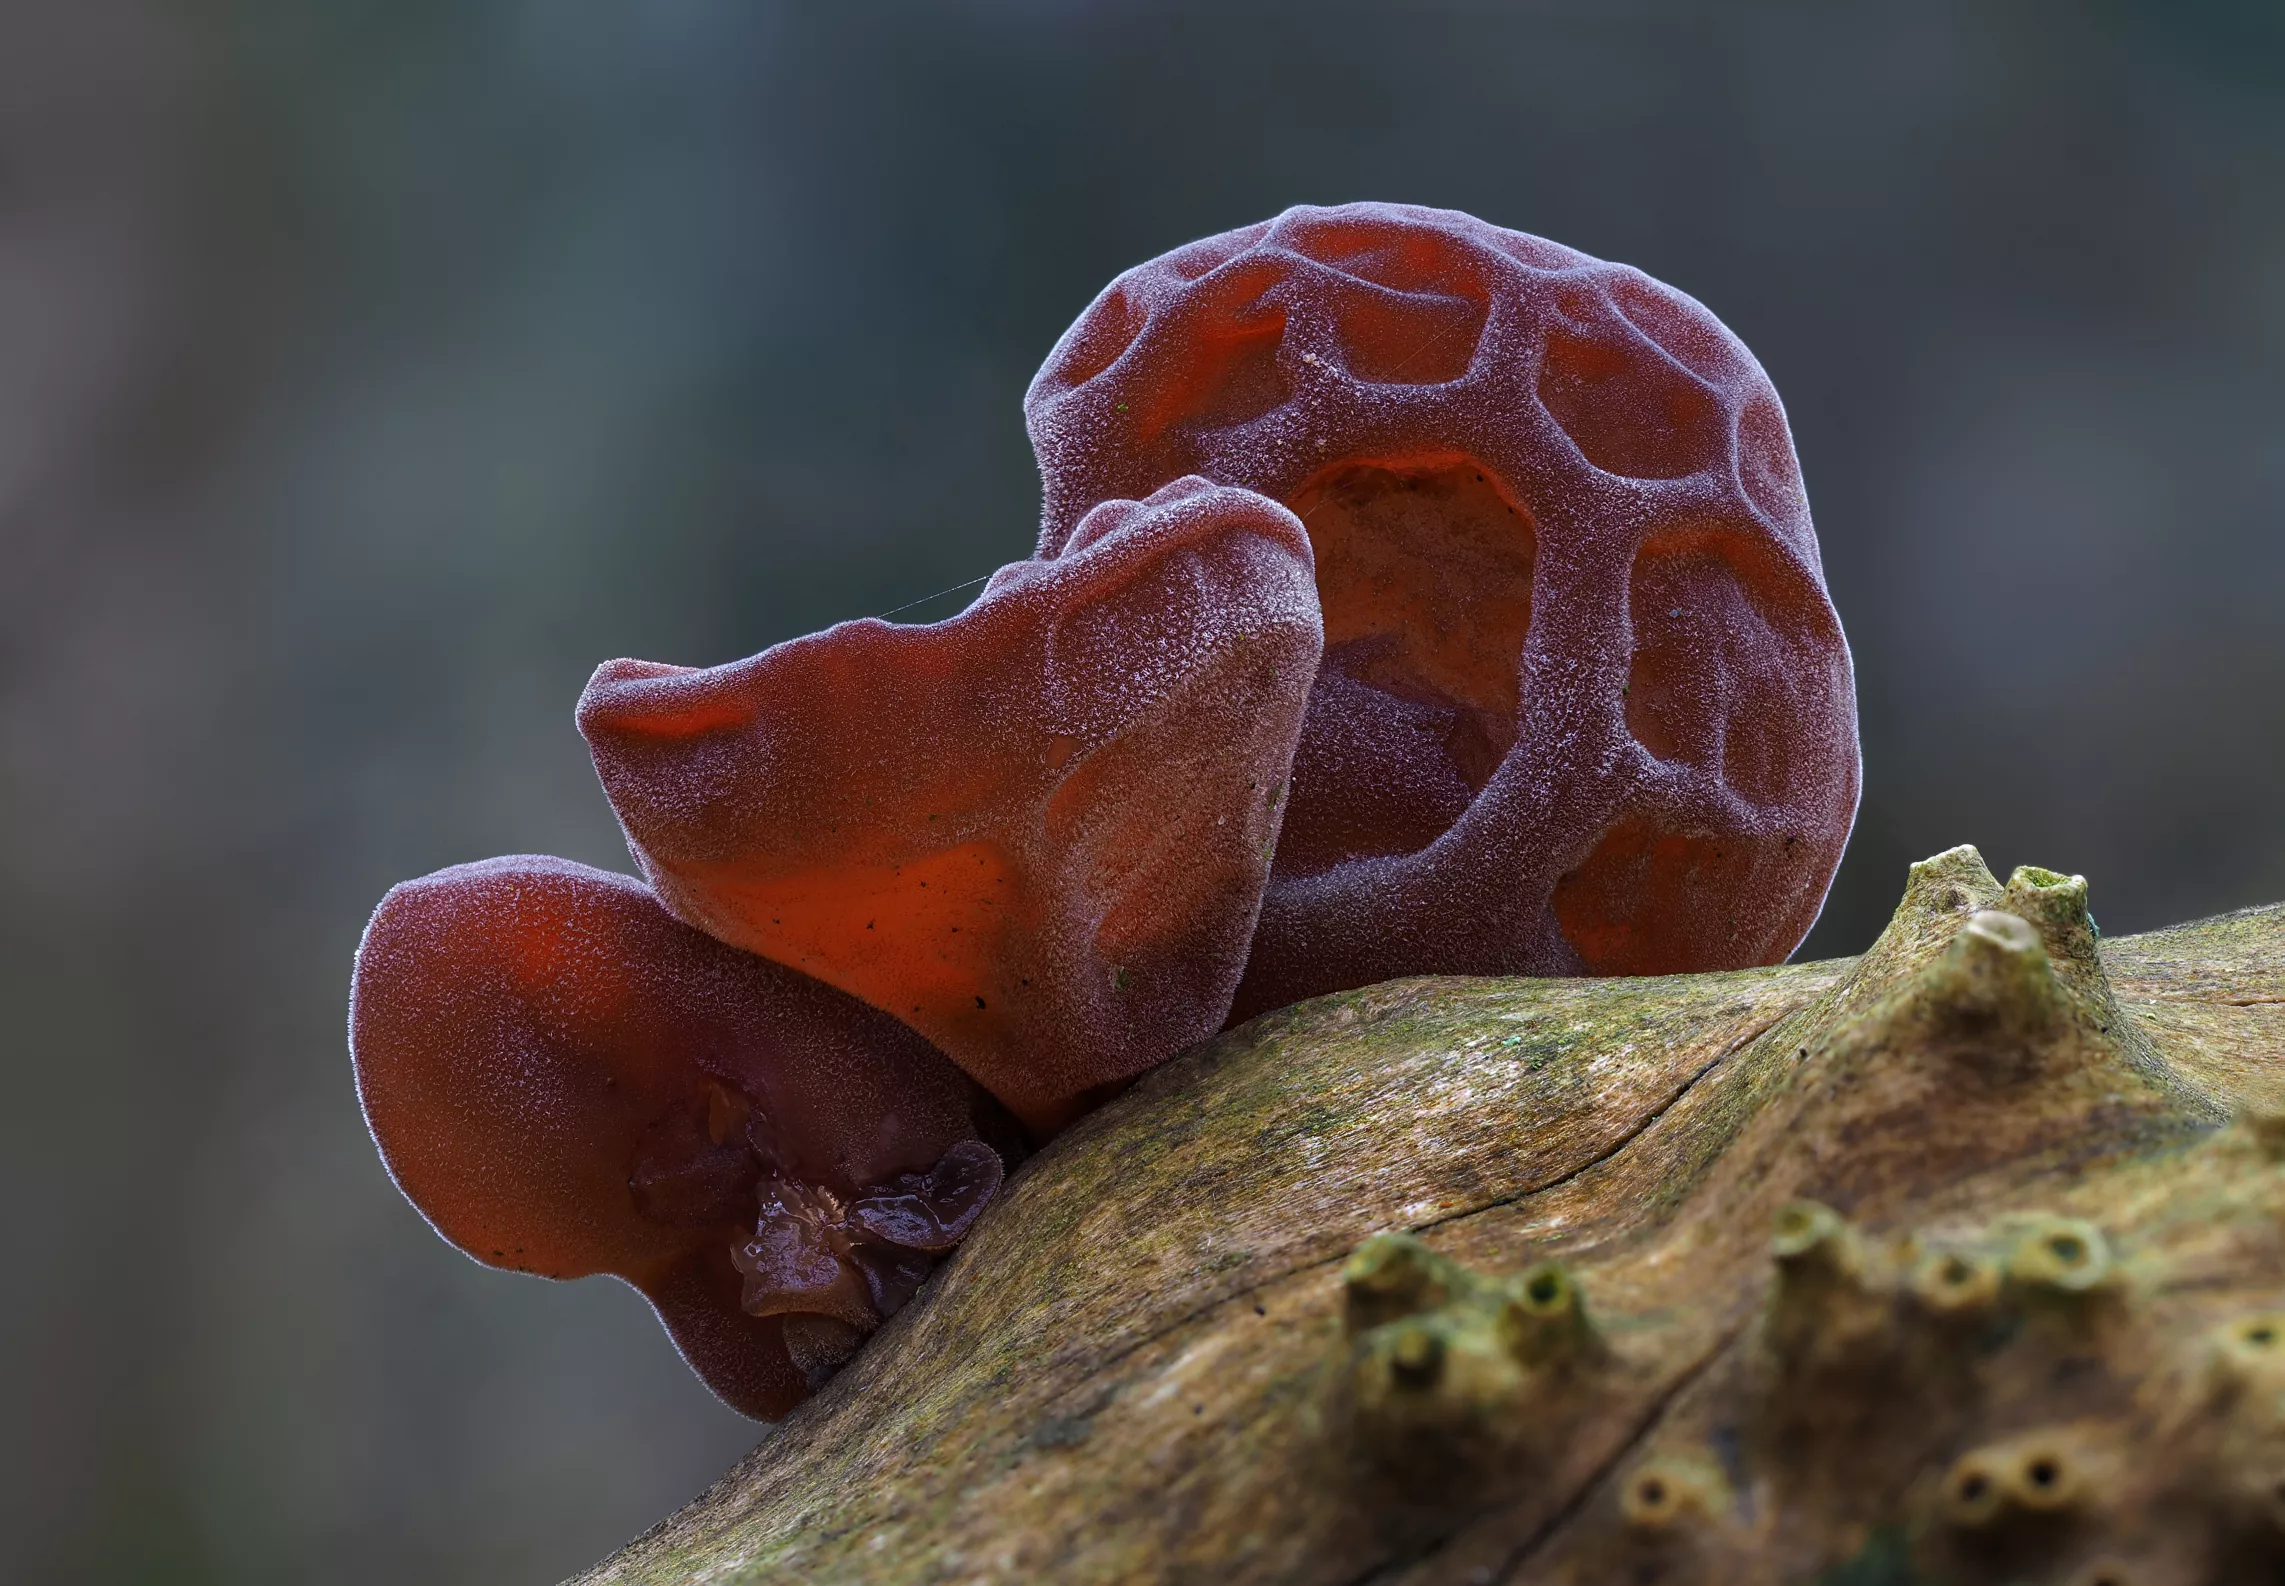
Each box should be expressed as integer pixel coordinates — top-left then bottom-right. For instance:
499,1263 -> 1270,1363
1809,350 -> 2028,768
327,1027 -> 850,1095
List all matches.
581,477 -> 1323,1130
349,857 -> 1009,1418
1024,202 -> 1859,1015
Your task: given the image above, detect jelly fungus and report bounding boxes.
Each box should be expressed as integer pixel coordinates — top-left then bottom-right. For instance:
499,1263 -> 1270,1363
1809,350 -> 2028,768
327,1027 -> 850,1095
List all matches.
351,203 -> 1861,1422
350,857 -> 1007,1418
581,477 -> 1321,1130
1026,202 -> 1858,1017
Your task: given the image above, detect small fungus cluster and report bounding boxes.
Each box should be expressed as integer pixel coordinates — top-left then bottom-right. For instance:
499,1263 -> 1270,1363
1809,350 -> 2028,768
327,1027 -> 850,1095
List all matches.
350,203 -> 1859,1419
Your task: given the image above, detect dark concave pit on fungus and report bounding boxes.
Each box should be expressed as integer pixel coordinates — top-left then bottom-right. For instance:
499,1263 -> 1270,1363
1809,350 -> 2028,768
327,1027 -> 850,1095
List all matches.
1553,523 -> 1851,976
1274,455 -> 1534,879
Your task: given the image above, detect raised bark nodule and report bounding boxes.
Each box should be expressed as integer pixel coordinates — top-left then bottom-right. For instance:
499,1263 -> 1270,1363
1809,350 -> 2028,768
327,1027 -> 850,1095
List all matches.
579,847 -> 2285,1585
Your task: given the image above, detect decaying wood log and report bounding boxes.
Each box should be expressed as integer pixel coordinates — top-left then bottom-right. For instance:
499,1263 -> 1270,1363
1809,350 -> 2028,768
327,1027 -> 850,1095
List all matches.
576,847 -> 2285,1584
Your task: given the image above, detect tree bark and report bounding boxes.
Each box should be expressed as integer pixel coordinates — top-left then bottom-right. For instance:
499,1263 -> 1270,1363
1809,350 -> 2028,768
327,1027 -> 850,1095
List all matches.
576,847 -> 2285,1585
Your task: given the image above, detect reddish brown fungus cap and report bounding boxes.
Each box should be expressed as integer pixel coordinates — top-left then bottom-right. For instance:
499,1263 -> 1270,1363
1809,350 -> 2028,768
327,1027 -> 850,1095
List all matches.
350,855 -> 996,1418
579,477 -> 1323,1131
1025,202 -> 1860,1014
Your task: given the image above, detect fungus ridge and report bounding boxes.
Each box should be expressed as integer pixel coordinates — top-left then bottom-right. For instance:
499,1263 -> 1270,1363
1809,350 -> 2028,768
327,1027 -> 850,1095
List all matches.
1025,201 -> 1859,1017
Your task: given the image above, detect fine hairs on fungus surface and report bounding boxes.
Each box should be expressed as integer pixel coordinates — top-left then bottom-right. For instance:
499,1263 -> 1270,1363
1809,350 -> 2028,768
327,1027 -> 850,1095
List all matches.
349,202 -> 1861,1423
1028,201 -> 1860,1019
580,477 -> 1322,1134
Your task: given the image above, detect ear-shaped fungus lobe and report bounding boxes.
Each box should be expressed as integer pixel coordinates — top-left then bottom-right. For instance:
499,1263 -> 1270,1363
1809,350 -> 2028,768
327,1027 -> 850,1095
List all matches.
1025,202 -> 1859,1015
579,478 -> 1323,1132
350,856 -> 999,1419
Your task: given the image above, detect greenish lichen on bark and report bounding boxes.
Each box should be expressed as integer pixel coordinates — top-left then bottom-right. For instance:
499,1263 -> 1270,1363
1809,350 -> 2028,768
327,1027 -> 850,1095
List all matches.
575,848 -> 2285,1585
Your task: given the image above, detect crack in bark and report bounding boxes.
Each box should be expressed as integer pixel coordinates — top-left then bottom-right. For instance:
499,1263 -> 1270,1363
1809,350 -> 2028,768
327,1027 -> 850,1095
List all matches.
1326,1318 -> 1749,1586
1488,1320 -> 1745,1584
1416,1009 -> 1785,1238
1033,1009 -> 1787,1407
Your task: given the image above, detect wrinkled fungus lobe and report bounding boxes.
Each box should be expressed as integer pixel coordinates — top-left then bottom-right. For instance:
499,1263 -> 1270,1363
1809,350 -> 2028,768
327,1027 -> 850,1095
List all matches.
1025,202 -> 1859,1016
351,857 -> 1007,1418
351,203 -> 1865,1424
581,477 -> 1322,1129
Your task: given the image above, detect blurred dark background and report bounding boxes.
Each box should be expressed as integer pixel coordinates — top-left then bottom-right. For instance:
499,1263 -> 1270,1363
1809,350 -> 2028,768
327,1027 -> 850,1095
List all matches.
3,2 -> 2281,1581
